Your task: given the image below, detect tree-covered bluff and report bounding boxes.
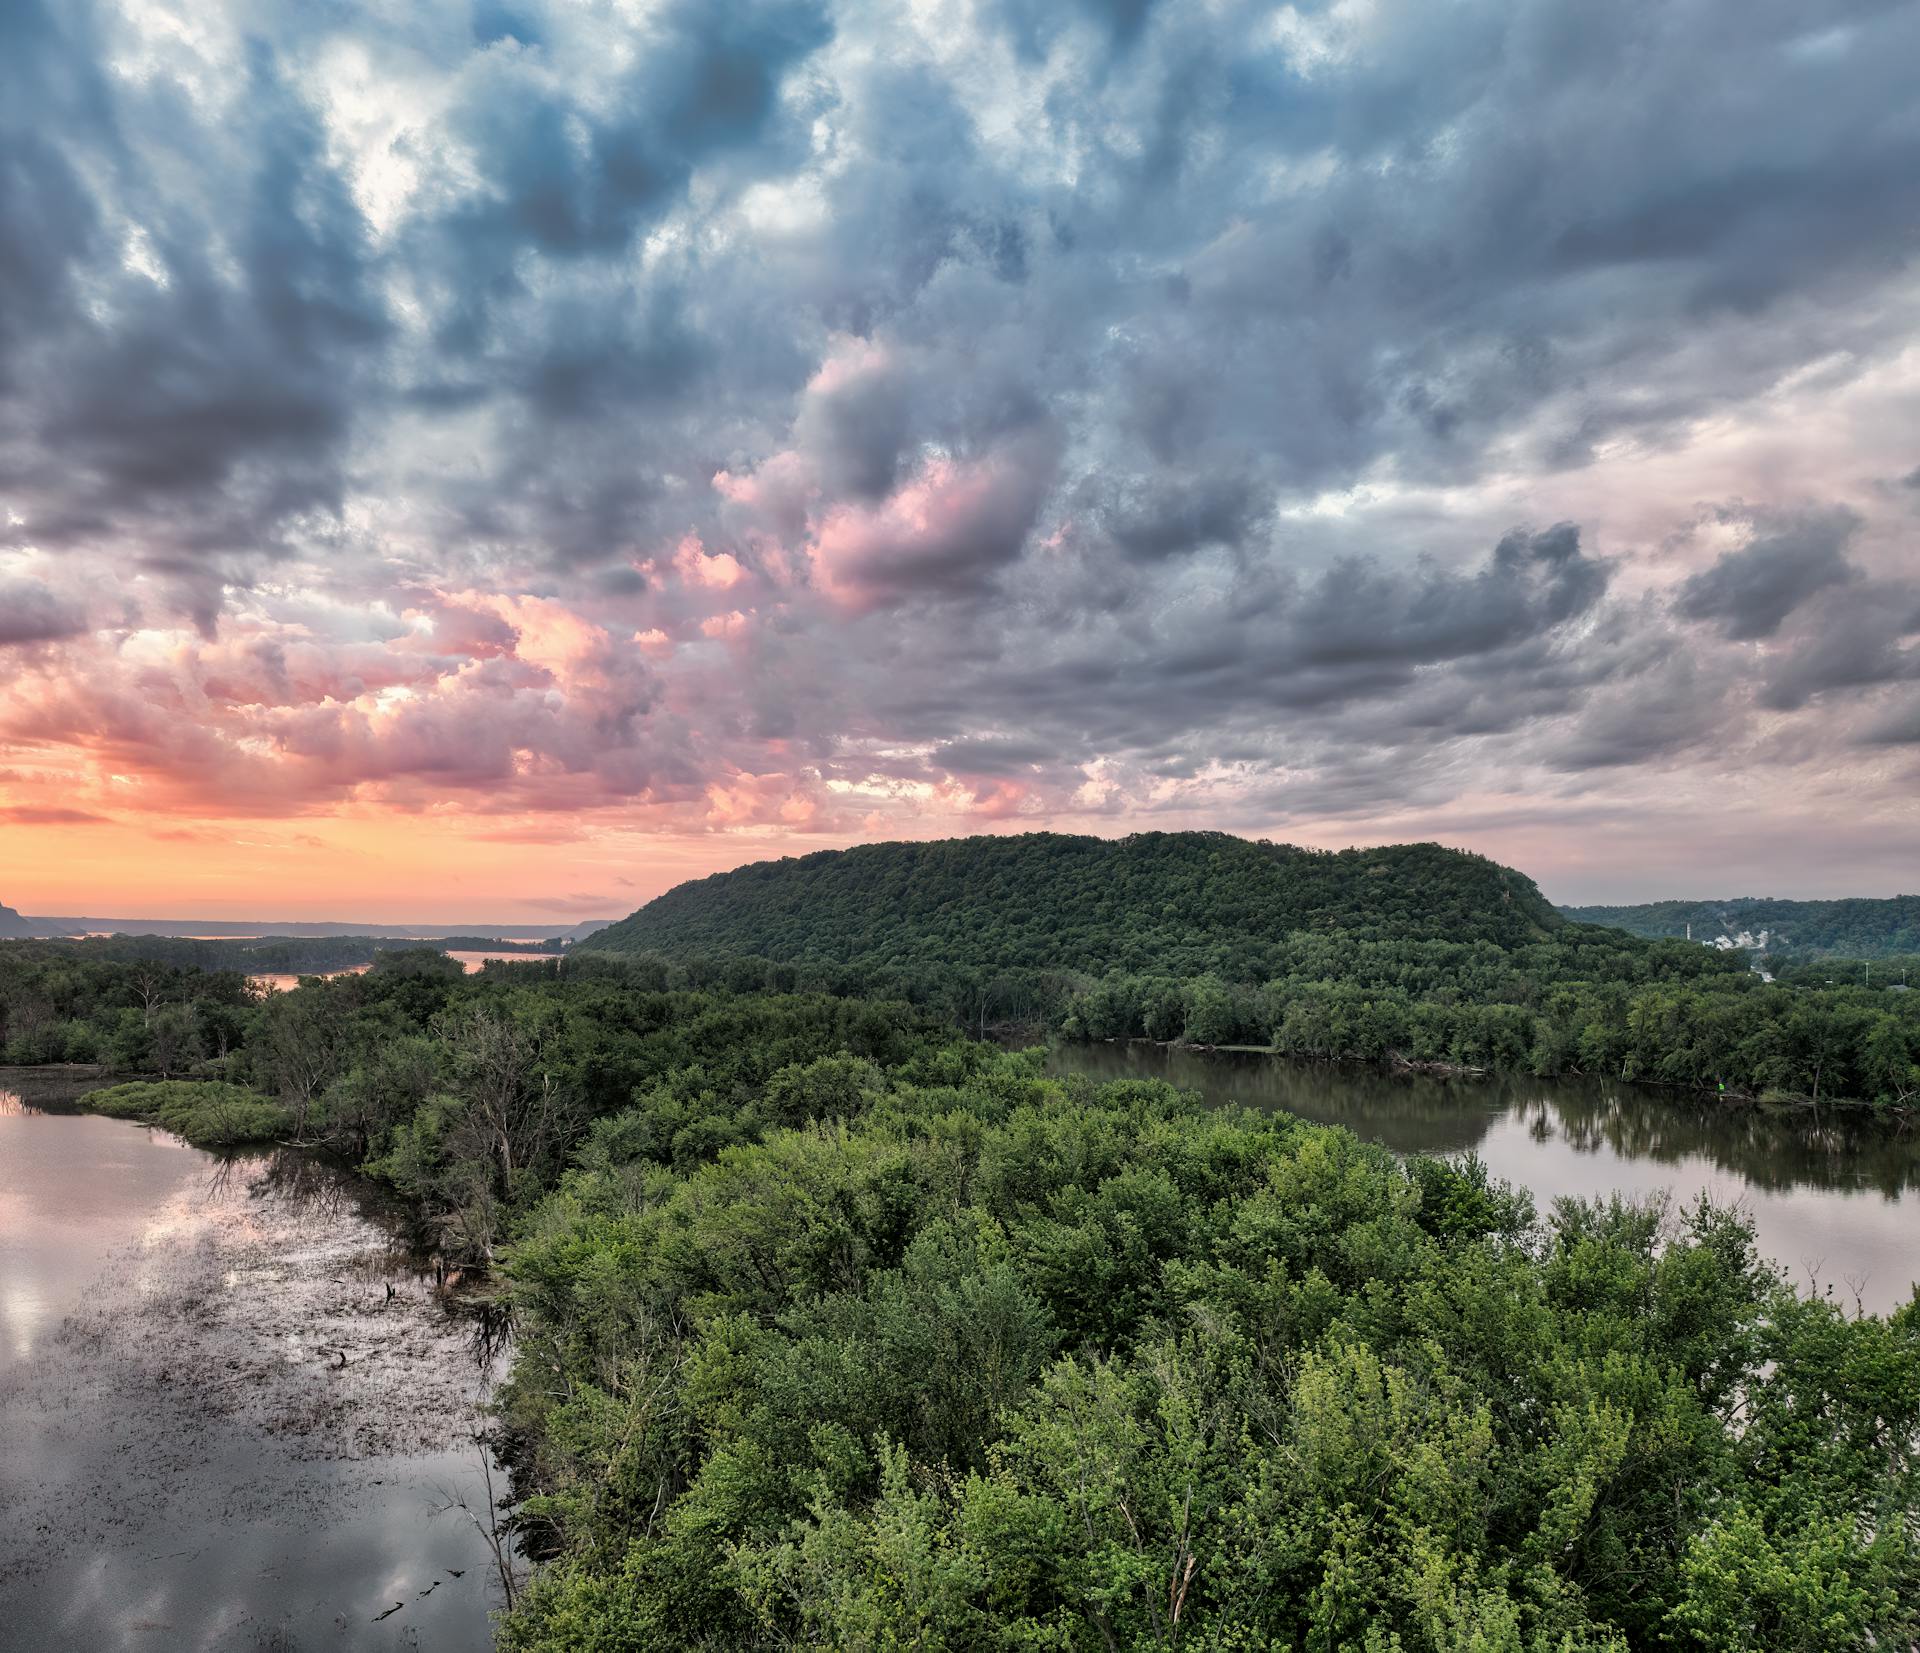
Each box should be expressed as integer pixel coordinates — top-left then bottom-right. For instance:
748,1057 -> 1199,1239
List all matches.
592,833 -> 1566,973
588,834 -> 1920,1109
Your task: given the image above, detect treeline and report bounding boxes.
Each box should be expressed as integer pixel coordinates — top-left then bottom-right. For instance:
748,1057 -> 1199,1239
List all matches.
1766,953 -> 1920,991
577,831 -> 1920,1107
0,936 -> 587,1071
585,932 -> 1920,1109
1055,964 -> 1920,1108
0,943 -> 958,1256
0,943 -> 257,1072
0,932 -> 559,975
1564,894 -> 1920,958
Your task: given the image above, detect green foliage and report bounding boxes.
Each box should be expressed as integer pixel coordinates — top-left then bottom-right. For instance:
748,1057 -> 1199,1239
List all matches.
1563,895 -> 1920,960
584,833 -> 1919,1108
0,944 -> 253,1068
593,831 -> 1567,969
369,945 -> 470,979
493,1052 -> 1920,1651
1048,946 -> 1920,1106
81,1079 -> 289,1147
11,930 -> 1917,1647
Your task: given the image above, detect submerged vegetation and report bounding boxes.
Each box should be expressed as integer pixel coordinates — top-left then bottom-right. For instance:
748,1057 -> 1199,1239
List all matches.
80,1079 -> 290,1147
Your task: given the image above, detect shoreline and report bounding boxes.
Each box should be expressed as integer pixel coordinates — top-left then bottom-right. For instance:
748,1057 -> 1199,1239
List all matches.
1046,1035 -> 1915,1119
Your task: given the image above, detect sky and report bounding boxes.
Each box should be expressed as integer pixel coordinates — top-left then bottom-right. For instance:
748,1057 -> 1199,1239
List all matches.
2,0 -> 1918,922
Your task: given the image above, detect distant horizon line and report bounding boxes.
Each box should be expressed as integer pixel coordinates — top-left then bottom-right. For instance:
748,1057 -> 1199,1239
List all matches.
7,915 -> 619,937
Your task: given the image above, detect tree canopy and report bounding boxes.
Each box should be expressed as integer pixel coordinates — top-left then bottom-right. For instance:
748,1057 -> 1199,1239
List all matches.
1562,896 -> 1920,960
593,833 -> 1566,974
3,942 -> 1916,1647
582,835 -> 1920,1109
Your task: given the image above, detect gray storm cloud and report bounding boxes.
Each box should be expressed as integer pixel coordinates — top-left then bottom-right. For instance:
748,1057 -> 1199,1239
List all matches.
0,0 -> 1917,883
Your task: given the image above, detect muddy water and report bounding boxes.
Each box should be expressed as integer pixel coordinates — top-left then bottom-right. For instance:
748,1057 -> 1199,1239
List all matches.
0,1075 -> 511,1650
1044,1042 -> 1920,1315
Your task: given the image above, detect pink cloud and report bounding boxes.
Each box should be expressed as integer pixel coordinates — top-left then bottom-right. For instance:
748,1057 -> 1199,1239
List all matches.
0,805 -> 110,824
713,449 -> 818,545
702,768 -> 842,831
673,535 -> 746,590
412,602 -> 520,660
807,447 -> 1056,611
939,777 -> 1032,820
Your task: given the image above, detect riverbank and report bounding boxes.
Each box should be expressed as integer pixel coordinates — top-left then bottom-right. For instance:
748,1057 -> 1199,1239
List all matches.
1057,1034 -> 1914,1117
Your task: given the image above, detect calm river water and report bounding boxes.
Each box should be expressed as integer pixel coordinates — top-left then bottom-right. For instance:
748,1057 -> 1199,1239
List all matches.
0,1070 -> 510,1652
1045,1042 -> 1920,1315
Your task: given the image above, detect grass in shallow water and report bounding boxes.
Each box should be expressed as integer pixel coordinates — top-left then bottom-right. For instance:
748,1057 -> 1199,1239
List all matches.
83,1080 -> 290,1147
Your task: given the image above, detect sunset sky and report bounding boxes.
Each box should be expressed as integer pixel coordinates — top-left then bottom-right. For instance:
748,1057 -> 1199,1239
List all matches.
2,0 -> 1918,922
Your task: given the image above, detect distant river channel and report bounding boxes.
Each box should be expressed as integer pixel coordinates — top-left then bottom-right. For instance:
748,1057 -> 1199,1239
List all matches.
1043,1041 -> 1920,1316
0,1068 -> 512,1651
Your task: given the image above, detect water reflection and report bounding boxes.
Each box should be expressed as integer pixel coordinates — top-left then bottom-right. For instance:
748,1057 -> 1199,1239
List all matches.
0,1063 -> 117,1114
1049,1042 -> 1920,1195
0,1095 -> 205,1371
247,951 -> 562,995
1046,1042 -> 1920,1312
0,1102 -> 514,1648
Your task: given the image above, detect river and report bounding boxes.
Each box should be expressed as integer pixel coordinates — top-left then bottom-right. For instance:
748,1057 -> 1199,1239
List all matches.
1044,1041 -> 1920,1315
248,953 -> 562,994
0,1070 -> 512,1651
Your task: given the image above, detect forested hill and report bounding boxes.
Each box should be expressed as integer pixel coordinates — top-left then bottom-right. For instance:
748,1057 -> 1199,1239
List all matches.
593,832 -> 1563,975
1562,894 -> 1920,958
0,902 -> 37,940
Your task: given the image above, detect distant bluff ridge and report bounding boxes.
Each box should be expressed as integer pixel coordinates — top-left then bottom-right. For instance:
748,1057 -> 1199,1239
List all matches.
590,831 -> 1563,977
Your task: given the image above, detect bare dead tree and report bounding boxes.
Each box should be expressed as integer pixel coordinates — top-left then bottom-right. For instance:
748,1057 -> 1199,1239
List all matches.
443,1006 -> 567,1186
132,967 -> 166,1025
428,1432 -> 524,1613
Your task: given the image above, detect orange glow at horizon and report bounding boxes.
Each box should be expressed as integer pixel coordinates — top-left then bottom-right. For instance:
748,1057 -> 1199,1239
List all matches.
0,811 -> 864,924
6,781 -> 1916,924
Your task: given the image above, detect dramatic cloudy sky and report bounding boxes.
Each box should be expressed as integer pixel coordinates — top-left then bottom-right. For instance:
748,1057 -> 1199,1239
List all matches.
2,0 -> 1918,919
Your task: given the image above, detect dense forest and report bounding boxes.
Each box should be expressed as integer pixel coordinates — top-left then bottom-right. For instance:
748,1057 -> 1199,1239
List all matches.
498,1050 -> 1919,1652
1768,954 -> 1920,990
8,832 -> 1920,1110
0,930 -> 560,986
587,835 -> 1920,1109
593,834 -> 1568,969
2,950 -> 1915,1648
1563,895 -> 1920,959
3,846 -> 1916,1644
